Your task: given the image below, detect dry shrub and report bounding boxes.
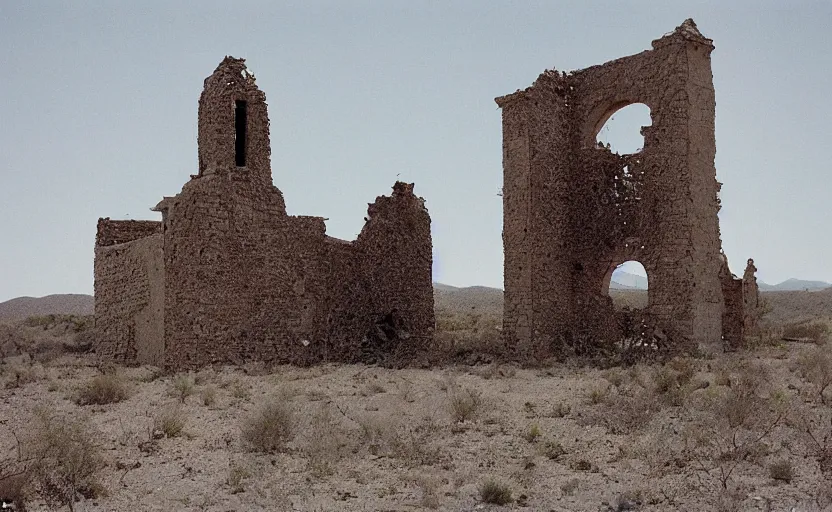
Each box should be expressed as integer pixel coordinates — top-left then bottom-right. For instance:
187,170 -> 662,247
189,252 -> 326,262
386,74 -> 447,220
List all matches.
783,321 -> 829,342
155,405 -> 186,438
550,402 -> 571,418
542,440 -> 567,460
230,380 -> 251,401
170,374 -> 195,403
448,387 -> 482,423
360,381 -> 386,396
390,429 -> 442,468
523,423 -> 541,443
796,346 -> 832,404
588,384 -> 610,404
302,405 -> 348,477
413,474 -> 440,509
4,363 -> 43,389
24,408 -> 105,511
75,373 -> 127,405
201,386 -> 217,407
582,386 -> 662,435
799,412 -> 832,476
242,399 -> 295,453
480,479 -> 512,505
226,462 -> 250,494
560,477 -> 579,496
356,414 -> 441,467
685,362 -> 786,491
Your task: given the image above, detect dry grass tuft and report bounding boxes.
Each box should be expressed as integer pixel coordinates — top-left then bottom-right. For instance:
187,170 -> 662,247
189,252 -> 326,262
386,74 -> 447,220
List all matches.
523,423 -> 541,443
4,363 -> 43,389
75,373 -> 128,405
227,462 -> 251,494
170,374 -> 195,403
414,474 -> 441,509
155,405 -> 186,438
201,386 -> 217,407
242,399 -> 295,453
448,387 -> 482,423
303,405 -> 348,477
479,478 -> 512,505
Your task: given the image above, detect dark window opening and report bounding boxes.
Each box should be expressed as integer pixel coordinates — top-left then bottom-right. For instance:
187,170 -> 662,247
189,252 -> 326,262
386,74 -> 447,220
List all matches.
235,100 -> 247,167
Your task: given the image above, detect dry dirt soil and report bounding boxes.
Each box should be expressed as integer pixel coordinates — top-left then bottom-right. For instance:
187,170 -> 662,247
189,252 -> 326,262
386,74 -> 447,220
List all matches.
1,295 -> 831,511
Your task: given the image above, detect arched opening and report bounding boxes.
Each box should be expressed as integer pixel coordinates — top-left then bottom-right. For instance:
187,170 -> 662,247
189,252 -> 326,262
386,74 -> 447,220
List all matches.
607,260 -> 648,310
595,103 -> 652,155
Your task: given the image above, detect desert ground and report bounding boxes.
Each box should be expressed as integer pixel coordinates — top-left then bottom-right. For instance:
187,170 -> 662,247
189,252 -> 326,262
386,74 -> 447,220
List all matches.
0,288 -> 831,511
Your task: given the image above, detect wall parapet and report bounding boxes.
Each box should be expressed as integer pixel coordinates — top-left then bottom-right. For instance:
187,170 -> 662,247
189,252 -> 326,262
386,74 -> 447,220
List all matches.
96,219 -> 161,247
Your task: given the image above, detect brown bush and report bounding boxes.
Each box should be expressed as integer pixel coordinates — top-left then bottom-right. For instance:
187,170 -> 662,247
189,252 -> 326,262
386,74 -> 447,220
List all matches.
448,387 -> 482,423
782,321 -> 830,342
154,405 -> 186,438
23,408 -> 104,511
242,400 -> 295,453
479,479 -> 512,505
75,374 -> 128,405
796,346 -> 832,404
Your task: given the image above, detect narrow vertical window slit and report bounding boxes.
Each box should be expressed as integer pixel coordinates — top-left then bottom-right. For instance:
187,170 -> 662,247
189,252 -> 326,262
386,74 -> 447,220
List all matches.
235,100 -> 247,166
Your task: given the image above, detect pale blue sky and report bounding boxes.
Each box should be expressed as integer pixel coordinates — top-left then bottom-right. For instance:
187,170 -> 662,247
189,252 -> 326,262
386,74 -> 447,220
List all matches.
1,1 -> 830,301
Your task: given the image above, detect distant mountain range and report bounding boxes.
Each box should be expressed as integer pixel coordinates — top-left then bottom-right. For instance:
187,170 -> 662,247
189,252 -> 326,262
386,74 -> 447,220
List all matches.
0,294 -> 93,323
610,271 -> 648,290
757,278 -> 831,291
0,275 -> 828,323
436,274 -> 831,293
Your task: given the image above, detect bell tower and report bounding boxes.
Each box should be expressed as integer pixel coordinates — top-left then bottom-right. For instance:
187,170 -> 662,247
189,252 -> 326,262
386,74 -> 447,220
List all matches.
197,56 -> 272,185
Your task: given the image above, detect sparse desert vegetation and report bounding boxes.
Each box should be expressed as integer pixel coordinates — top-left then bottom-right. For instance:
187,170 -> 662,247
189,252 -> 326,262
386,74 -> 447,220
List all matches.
0,294 -> 830,510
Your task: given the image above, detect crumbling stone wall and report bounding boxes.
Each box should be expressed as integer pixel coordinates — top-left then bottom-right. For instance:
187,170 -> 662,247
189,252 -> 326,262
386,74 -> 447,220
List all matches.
720,256 -> 762,348
741,258 -> 762,335
497,20 -> 742,355
94,57 -> 434,369
96,219 -> 160,247
94,233 -> 164,364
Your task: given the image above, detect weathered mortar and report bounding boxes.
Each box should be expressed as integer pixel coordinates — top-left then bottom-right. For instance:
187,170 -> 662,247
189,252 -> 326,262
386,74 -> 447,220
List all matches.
497,19 -> 758,354
95,57 -> 434,369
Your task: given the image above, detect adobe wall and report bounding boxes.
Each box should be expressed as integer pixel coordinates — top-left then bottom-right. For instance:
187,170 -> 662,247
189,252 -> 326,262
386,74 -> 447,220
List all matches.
720,255 -> 744,347
94,233 -> 164,365
197,57 -> 271,185
497,19 -> 725,355
96,219 -> 160,246
160,174 -> 432,369
94,56 -> 434,370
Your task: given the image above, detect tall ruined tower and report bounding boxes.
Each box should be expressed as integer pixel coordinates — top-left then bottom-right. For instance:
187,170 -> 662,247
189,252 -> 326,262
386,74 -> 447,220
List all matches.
497,20 -> 725,354
197,57 -> 272,185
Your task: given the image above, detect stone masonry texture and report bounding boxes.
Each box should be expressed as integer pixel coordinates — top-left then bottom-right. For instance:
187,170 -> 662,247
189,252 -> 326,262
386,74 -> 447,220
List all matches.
496,20 -> 759,356
95,57 -> 434,370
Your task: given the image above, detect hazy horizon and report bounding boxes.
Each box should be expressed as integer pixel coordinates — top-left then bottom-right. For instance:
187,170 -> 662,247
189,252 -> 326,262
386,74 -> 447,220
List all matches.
1,1 -> 830,302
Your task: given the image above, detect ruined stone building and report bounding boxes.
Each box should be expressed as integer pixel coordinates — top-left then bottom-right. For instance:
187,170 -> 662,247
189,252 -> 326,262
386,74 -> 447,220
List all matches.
95,57 -> 434,369
496,19 -> 759,355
